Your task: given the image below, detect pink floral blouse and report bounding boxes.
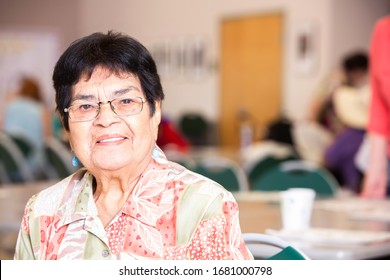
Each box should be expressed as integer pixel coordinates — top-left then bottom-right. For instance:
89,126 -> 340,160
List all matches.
14,147 -> 252,260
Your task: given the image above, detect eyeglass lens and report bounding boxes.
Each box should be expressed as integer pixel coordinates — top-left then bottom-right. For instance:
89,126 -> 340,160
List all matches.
67,97 -> 144,121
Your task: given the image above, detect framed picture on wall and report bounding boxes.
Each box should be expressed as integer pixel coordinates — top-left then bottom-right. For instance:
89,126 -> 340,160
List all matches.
295,21 -> 318,76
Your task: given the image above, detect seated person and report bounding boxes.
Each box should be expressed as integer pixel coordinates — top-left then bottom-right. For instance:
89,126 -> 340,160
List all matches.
14,31 -> 252,260
157,116 -> 190,153
324,52 -> 369,193
1,76 -> 52,178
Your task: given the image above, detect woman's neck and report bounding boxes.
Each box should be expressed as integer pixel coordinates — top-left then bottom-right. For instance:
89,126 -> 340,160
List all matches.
91,168 -> 143,228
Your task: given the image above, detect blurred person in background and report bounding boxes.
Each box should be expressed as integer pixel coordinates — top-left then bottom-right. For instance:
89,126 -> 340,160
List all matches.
361,16 -> 390,198
157,115 -> 190,153
308,52 -> 369,137
14,31 -> 251,260
307,64 -> 345,137
1,76 -> 52,179
324,52 -> 369,193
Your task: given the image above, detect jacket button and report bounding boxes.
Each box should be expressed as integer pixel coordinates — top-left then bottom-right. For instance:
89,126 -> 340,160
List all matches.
102,249 -> 110,258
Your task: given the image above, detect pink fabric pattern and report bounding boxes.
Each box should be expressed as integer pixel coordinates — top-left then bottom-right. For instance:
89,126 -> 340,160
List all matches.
14,147 -> 251,260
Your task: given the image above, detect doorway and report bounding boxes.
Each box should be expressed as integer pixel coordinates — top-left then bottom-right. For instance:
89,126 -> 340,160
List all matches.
219,13 -> 284,148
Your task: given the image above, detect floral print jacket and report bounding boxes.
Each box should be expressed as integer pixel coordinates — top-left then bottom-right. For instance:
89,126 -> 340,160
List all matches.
14,147 -> 252,260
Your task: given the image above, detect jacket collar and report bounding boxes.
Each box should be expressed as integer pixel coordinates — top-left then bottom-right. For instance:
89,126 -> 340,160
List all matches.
54,147 -> 172,230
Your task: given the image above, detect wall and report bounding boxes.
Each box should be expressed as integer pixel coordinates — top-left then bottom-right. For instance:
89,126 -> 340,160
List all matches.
78,0 -> 388,123
1,0 -> 389,124
78,0 -> 331,122
330,0 -> 389,67
0,0 -> 82,108
0,0 -> 81,50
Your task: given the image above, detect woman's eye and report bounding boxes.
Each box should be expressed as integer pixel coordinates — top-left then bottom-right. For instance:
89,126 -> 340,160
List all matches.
79,104 -> 94,111
121,98 -> 133,105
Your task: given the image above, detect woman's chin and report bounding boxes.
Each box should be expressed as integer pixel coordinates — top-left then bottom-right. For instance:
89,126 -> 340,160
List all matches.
91,159 -> 129,172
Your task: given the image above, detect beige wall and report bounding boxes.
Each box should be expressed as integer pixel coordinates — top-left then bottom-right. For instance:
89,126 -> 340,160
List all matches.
0,0 -> 82,107
1,0 -> 389,123
0,0 -> 81,50
330,0 -> 389,67
78,0 -> 389,122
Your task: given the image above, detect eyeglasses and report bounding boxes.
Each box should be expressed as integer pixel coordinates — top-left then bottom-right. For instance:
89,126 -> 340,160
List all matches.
64,96 -> 145,122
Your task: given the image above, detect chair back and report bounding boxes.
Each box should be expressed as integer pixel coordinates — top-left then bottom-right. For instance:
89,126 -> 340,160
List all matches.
8,134 -> 34,157
243,232 -> 309,260
250,160 -> 339,197
0,132 -> 34,183
247,155 -> 297,188
178,113 -> 209,146
44,137 -> 77,179
191,155 -> 249,192
241,141 -> 299,189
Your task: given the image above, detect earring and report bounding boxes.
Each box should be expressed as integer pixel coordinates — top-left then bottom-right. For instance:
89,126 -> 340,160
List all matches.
152,147 -> 160,158
72,155 -> 80,167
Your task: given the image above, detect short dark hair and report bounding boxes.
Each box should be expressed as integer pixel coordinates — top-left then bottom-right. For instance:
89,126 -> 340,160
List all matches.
53,31 -> 164,130
342,52 -> 369,73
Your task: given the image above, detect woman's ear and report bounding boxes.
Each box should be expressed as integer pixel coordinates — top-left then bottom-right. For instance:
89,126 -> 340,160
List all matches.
64,129 -> 73,150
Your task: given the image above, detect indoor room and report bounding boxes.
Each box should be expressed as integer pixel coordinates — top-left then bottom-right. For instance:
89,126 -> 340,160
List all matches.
1,0 -> 390,262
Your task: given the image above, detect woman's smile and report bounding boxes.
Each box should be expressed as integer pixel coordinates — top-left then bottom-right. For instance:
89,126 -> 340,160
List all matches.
95,134 -> 128,145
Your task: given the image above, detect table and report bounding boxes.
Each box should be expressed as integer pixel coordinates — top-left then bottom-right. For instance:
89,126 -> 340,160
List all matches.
234,191 -> 390,260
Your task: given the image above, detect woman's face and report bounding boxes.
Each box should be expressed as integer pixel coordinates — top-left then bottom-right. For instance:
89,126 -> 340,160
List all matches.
67,67 -> 161,174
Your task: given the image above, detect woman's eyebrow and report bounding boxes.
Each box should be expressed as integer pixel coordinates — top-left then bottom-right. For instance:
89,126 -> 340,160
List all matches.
71,94 -> 95,102
113,86 -> 141,97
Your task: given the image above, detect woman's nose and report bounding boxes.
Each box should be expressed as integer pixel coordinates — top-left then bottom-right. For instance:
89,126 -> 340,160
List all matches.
94,102 -> 119,127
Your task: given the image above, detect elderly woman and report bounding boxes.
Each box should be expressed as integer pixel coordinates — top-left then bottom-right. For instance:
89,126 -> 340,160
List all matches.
14,31 -> 251,260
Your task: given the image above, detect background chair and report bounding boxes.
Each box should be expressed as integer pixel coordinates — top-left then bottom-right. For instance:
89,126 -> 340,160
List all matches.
178,112 -> 209,146
247,155 -> 298,189
8,134 -> 34,158
250,159 -> 339,197
9,133 -> 49,181
243,232 -> 309,260
241,141 -> 299,186
44,137 -> 78,179
0,132 -> 35,184
190,155 -> 249,192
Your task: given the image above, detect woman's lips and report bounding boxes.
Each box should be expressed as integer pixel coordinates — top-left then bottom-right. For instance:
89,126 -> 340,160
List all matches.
96,136 -> 127,144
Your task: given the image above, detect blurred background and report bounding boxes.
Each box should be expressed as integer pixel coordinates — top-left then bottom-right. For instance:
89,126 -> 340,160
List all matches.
1,0 -> 390,260
1,0 -> 388,149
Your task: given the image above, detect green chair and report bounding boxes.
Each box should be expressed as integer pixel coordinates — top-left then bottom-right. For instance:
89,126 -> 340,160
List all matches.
190,155 -> 249,192
243,233 -> 309,260
250,160 -> 339,197
247,154 -> 297,188
0,132 -> 34,183
44,137 -> 77,179
178,113 -> 209,146
8,134 -> 34,157
241,141 -> 299,190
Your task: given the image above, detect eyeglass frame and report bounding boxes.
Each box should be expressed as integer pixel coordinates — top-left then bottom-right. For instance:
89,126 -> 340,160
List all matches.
64,96 -> 146,122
